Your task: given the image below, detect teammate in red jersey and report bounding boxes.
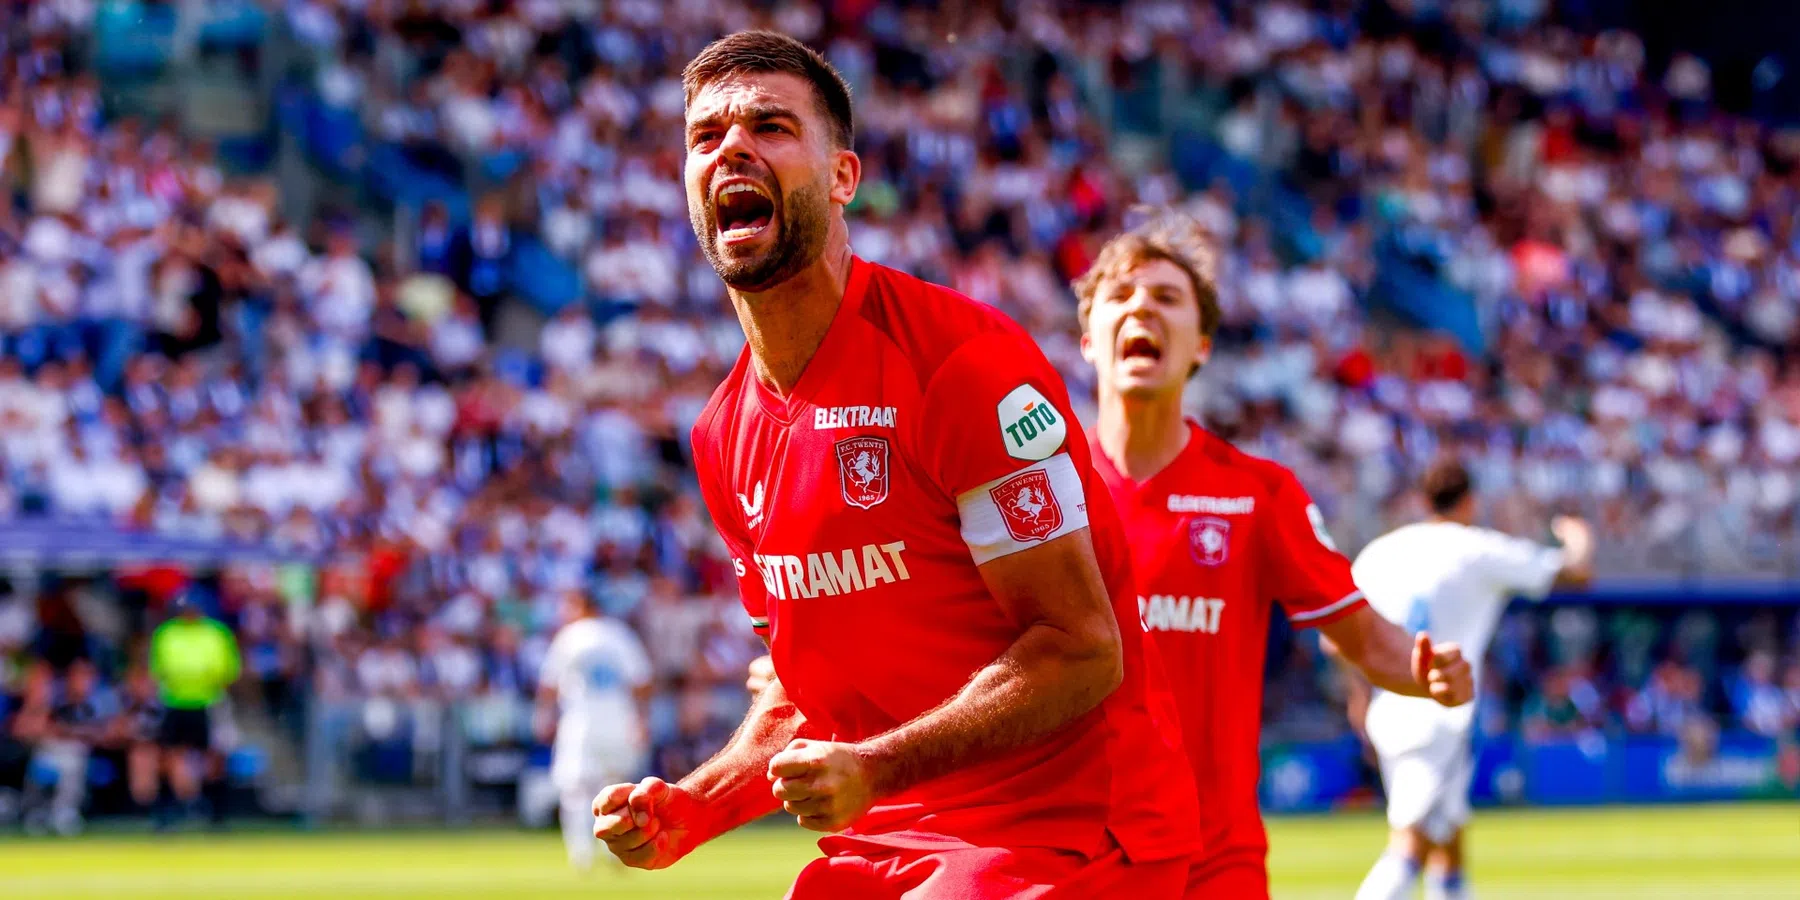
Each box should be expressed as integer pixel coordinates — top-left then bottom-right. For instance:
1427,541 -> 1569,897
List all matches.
1074,212 -> 1475,899
592,32 -> 1199,898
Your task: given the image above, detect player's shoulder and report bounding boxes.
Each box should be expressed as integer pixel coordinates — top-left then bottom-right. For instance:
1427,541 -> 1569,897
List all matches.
1364,521 -> 1489,560
546,619 -> 578,646
1458,523 -> 1542,559
596,616 -> 641,644
1190,427 -> 1303,498
692,348 -> 755,453
855,258 -> 1038,389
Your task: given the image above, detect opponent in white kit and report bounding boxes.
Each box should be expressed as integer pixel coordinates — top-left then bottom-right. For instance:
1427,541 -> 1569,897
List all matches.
535,590 -> 652,870
1343,460 -> 1594,900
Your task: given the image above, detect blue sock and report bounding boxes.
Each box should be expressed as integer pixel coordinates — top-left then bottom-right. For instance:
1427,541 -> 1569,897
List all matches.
1425,868 -> 1466,900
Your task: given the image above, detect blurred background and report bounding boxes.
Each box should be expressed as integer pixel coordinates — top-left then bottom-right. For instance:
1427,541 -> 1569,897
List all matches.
0,0 -> 1796,880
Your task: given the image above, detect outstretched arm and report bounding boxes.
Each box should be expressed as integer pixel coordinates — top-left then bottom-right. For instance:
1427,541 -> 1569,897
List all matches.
1549,516 -> 1595,587
1319,607 -> 1473,707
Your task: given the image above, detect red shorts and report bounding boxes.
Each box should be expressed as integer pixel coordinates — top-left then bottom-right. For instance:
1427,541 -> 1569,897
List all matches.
1183,852 -> 1269,900
787,833 -> 1190,900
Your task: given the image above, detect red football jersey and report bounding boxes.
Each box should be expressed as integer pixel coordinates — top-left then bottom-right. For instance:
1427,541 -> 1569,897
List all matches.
1091,422 -> 1366,870
692,258 -> 1198,862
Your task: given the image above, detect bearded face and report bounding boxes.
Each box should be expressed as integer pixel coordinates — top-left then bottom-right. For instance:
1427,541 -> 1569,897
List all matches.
689,161 -> 831,292
684,73 -> 841,293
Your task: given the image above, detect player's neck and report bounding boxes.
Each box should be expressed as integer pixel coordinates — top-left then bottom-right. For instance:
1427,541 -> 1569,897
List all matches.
729,226 -> 855,397
1097,388 -> 1189,481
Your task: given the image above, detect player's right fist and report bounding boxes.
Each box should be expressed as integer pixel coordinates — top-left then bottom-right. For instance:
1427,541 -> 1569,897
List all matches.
1411,633 -> 1474,708
593,777 -> 701,870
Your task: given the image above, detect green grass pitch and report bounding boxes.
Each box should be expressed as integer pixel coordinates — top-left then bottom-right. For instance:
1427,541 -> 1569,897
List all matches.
3,803 -> 1794,898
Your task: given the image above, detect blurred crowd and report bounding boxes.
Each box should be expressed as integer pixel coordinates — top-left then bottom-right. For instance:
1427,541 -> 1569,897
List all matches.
3,0 -> 1800,823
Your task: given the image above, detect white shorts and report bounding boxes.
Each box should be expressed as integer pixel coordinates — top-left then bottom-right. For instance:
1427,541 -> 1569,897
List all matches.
550,724 -> 647,794
1375,730 -> 1473,843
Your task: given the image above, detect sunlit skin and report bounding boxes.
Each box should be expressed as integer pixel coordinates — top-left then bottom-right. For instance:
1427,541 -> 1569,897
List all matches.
1080,258 -> 1212,481
681,72 -> 861,394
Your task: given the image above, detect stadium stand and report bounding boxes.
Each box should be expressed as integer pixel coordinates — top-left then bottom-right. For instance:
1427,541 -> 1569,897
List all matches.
1,0 -> 1797,827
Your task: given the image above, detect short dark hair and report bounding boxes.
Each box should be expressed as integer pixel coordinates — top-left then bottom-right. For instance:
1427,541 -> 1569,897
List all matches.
682,31 -> 854,150
1422,459 -> 1474,515
568,590 -> 600,617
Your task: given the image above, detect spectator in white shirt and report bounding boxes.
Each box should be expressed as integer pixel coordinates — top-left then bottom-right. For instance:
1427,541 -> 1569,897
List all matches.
539,304 -> 595,375
298,230 -> 376,341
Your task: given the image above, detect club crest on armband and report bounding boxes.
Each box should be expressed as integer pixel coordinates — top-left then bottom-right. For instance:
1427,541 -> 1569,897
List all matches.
835,436 -> 890,509
990,469 -> 1063,542
1189,515 -> 1231,566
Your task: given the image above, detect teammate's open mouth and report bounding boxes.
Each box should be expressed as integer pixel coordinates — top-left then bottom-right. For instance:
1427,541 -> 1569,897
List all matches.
1119,333 -> 1163,362
715,180 -> 775,244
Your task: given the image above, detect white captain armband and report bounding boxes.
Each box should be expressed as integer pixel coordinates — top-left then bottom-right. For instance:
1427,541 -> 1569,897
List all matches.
956,453 -> 1088,564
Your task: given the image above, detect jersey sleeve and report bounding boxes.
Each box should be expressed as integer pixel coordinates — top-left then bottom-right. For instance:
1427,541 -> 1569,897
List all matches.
1481,531 -> 1566,600
910,332 -> 1090,565
691,418 -> 772,637
1263,469 -> 1367,628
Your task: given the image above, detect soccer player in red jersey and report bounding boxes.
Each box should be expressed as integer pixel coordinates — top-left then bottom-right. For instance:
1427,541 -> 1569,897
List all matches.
593,33 -> 1200,898
1074,212 -> 1475,899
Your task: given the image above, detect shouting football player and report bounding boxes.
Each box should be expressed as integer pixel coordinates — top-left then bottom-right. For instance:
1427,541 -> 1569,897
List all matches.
594,32 -> 1200,898
1076,211 -> 1475,899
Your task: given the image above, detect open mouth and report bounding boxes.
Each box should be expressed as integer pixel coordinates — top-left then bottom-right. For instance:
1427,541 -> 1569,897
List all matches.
714,179 -> 775,243
1119,332 -> 1163,363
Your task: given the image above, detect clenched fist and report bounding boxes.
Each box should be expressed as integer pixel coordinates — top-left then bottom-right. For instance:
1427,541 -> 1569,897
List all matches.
767,739 -> 877,833
746,654 -> 776,695
593,777 -> 705,869
1411,632 -> 1473,708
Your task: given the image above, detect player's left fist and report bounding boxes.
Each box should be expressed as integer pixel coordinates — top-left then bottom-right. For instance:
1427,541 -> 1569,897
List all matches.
1412,632 -> 1474,708
767,738 -> 876,833
746,654 -> 776,695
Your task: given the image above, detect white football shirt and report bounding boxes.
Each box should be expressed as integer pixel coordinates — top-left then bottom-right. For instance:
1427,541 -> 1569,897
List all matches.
1354,521 -> 1564,745
538,617 -> 651,729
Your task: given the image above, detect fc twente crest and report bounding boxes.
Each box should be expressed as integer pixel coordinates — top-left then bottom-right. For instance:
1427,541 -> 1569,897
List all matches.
1189,515 -> 1231,566
835,437 -> 890,509
990,469 -> 1063,542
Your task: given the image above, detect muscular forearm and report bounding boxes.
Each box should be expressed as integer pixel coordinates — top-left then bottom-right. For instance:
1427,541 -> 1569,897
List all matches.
678,683 -> 804,838
1322,615 -> 1430,698
1340,659 -> 1373,727
854,622 -> 1120,799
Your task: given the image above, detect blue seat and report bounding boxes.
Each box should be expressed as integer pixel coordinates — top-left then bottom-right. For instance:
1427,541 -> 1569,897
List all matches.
1370,248 -> 1485,355
506,237 -> 584,315
366,144 -> 467,213
198,0 -> 269,49
92,0 -> 176,74
300,96 -> 365,179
